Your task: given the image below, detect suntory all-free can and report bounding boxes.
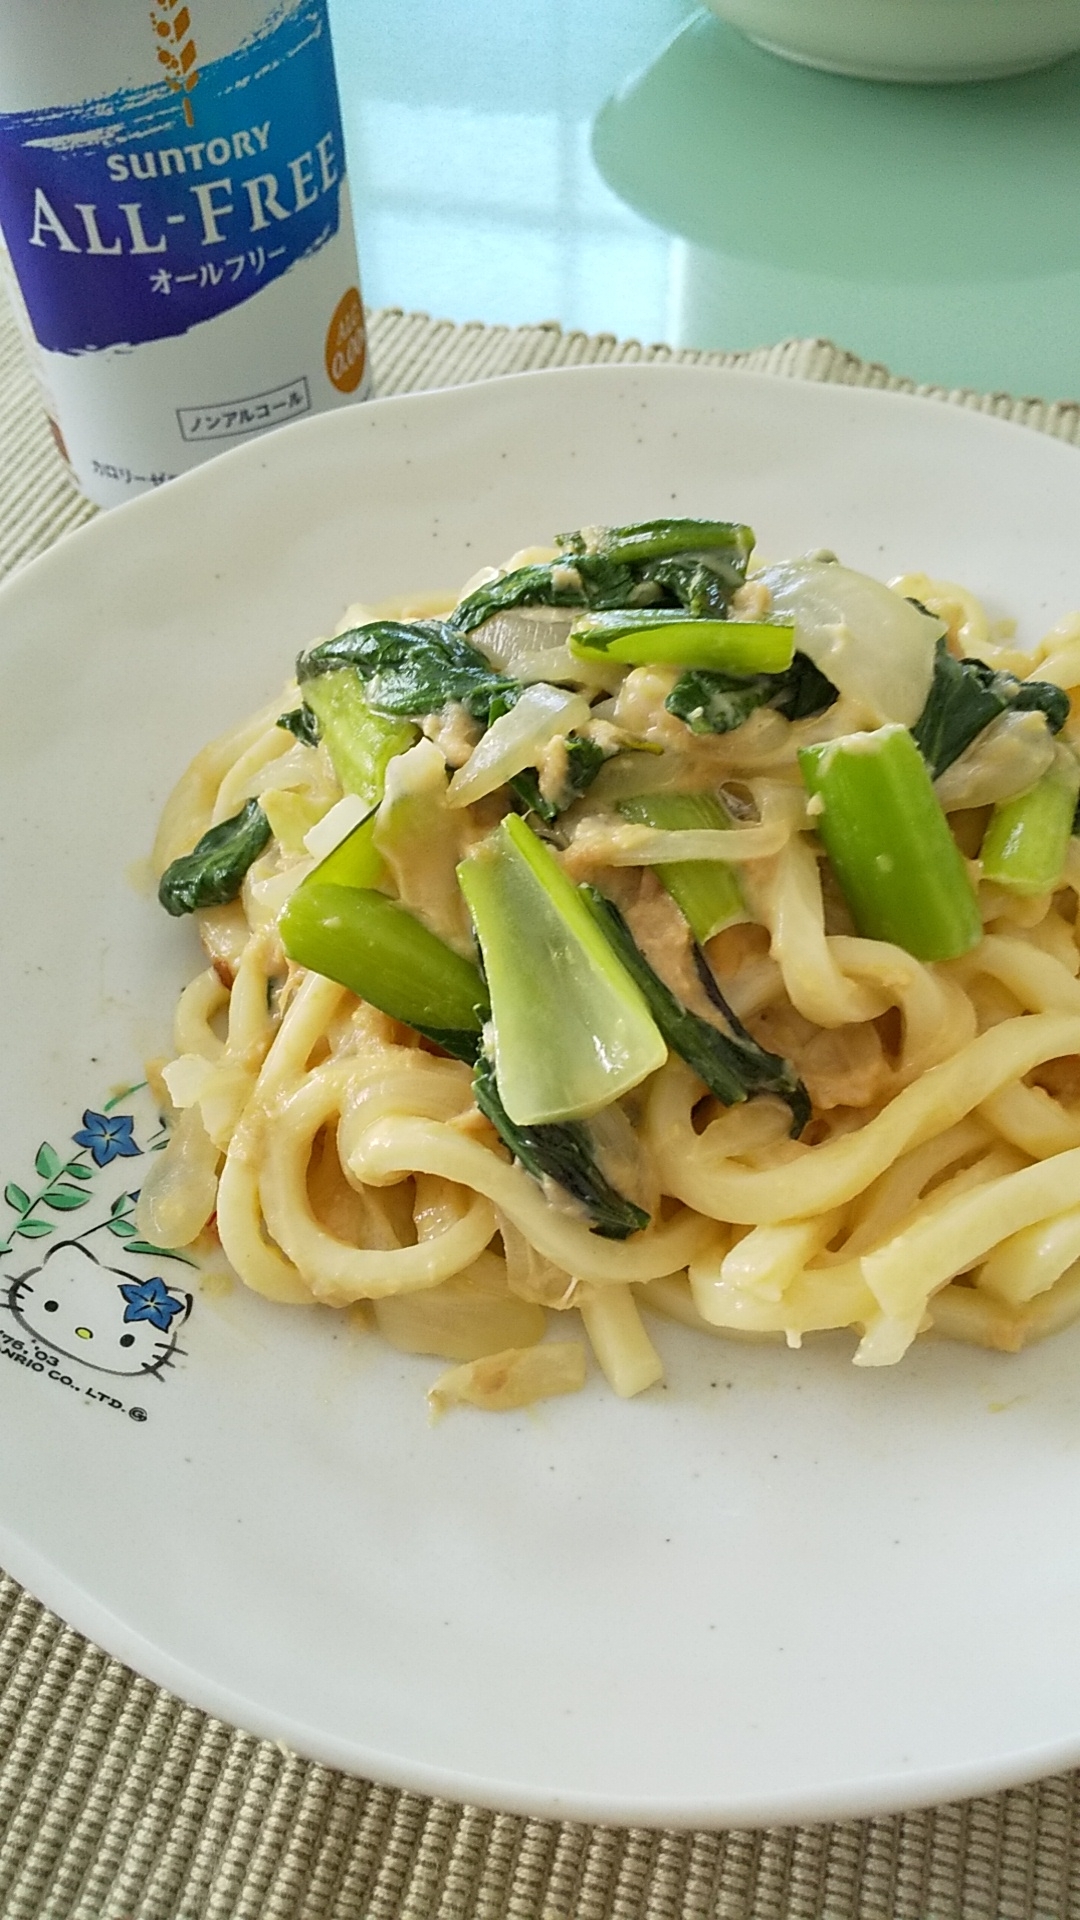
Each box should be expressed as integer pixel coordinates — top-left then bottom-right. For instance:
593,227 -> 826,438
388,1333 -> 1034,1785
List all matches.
0,0 -> 370,508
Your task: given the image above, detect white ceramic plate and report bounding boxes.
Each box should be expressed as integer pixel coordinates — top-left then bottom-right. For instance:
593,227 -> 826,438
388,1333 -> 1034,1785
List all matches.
5,364 -> 1080,1829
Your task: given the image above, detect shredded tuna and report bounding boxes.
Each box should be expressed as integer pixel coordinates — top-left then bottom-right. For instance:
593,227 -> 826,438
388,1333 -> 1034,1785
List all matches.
747,1001 -> 891,1110
730,578 -> 772,622
422,702 -> 483,768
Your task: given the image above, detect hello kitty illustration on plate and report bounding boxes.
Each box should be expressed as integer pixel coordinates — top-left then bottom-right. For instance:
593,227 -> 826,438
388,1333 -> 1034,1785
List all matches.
8,1240 -> 191,1379
1,1089 -> 196,1400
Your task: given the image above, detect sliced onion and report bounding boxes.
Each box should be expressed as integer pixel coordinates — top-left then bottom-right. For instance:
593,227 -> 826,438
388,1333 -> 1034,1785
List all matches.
373,1275 -> 545,1363
302,792 -> 371,861
373,738 -> 471,951
473,605 -> 573,666
428,1342 -> 587,1414
587,1101 -> 659,1221
497,1212 -> 576,1306
759,558 -> 942,726
471,608 -> 617,689
135,1105 -> 220,1249
934,708 -> 1055,810
447,683 -> 591,807
242,851 -> 314,930
162,1053 -> 214,1109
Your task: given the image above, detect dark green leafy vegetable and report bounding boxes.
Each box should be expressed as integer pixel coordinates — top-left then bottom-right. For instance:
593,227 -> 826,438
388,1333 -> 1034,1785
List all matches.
666,673 -> 768,737
448,557 -> 640,635
508,733 -> 609,823
582,886 -> 810,1135
563,731 -> 612,787
555,517 -> 754,572
1014,679 -> 1073,727
666,652 -> 838,736
506,770 -> 555,823
759,652 -> 839,720
451,518 -> 757,637
277,705 -> 321,748
472,1053 -> 650,1241
298,620 -> 522,728
910,638 -> 1069,779
642,557 -> 738,616
158,799 -> 272,917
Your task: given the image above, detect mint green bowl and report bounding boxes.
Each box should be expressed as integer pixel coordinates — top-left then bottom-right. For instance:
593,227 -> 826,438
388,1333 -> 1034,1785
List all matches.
703,0 -> 1080,80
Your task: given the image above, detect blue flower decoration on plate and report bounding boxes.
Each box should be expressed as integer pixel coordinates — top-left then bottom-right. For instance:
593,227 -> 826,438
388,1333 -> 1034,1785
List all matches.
72,1111 -> 141,1167
119,1276 -> 184,1331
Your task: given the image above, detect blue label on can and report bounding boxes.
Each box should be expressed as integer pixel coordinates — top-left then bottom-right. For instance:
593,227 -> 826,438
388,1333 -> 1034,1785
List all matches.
0,1 -> 345,354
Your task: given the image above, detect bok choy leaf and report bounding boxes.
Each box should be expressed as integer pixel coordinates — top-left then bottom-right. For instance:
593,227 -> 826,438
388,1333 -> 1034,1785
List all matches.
582,886 -> 810,1135
508,732 -> 610,823
472,1055 -> 651,1241
665,651 -> 837,736
910,638 -> 1069,779
158,799 -> 272,917
451,518 -> 757,636
299,620 -> 523,729
277,706 -> 321,748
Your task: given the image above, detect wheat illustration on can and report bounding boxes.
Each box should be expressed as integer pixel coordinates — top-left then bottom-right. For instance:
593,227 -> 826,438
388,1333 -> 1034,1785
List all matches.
150,1 -> 200,127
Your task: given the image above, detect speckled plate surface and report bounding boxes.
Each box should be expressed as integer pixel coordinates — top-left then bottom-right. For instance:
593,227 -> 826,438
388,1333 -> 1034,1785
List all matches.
4,363 -> 1080,1828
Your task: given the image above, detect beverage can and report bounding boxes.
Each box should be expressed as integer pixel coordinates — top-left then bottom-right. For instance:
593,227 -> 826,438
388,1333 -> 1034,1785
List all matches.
0,0 -> 370,509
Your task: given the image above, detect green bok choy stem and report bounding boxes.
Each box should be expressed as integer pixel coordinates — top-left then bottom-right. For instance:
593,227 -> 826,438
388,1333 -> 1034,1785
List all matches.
799,725 -> 982,962
556,518 -> 755,568
569,610 -> 794,674
308,809 -> 385,889
616,792 -> 747,943
457,814 -> 667,1126
280,883 -> 488,1061
980,746 -> 1080,896
301,669 -> 415,807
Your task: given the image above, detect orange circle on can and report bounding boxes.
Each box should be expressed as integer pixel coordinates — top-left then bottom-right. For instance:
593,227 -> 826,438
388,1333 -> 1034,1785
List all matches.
325,286 -> 367,394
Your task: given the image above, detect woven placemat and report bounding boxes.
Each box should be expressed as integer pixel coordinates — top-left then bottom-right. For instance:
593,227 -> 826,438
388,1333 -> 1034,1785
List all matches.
4,296 -> 1080,1920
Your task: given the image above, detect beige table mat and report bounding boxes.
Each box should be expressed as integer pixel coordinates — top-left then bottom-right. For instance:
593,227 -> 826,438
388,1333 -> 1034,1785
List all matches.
4,297 -> 1080,1920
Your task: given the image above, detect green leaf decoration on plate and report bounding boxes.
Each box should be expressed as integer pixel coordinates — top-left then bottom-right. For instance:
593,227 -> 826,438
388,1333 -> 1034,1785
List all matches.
15,1220 -> 52,1239
125,1238 -> 196,1265
4,1183 -> 29,1213
34,1143 -> 61,1181
106,1218 -> 138,1237
43,1187 -> 92,1211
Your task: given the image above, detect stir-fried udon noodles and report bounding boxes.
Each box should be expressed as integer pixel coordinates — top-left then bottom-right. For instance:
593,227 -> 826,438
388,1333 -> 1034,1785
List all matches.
140,517 -> 1080,1411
